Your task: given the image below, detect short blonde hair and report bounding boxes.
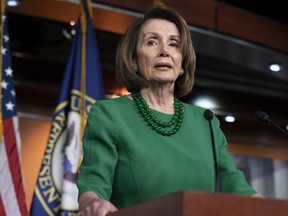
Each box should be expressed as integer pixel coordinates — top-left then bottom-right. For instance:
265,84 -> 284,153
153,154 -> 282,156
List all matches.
115,7 -> 196,98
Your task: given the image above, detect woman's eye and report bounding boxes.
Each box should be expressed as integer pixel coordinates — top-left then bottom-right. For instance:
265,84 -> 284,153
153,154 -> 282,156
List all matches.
170,41 -> 179,48
170,43 -> 179,47
147,40 -> 157,46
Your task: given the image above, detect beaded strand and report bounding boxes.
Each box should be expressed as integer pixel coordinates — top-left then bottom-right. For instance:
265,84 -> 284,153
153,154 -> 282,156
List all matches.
131,89 -> 184,136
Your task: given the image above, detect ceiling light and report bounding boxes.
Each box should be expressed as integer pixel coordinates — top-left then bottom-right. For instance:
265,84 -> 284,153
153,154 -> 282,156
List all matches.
268,63 -> 282,72
7,0 -> 21,7
192,97 -> 218,110
62,21 -> 77,40
224,115 -> 236,123
70,21 -> 76,26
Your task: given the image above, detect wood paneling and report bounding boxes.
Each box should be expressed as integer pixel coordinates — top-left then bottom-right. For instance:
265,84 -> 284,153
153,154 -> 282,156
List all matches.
97,0 -> 216,29
165,0 -> 215,29
7,0 -> 288,52
7,0 -> 137,35
7,0 -> 80,23
217,3 -> 288,53
20,117 -> 51,209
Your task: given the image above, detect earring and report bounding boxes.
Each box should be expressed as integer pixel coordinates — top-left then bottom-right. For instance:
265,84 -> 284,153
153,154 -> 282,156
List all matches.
133,64 -> 138,72
179,68 -> 184,76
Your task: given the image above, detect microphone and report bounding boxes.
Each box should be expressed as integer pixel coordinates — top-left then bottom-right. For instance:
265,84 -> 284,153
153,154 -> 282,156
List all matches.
204,109 -> 214,121
203,109 -> 219,193
254,110 -> 288,136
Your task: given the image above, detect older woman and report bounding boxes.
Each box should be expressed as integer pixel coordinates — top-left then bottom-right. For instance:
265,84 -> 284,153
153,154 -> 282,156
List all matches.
77,6 -> 261,216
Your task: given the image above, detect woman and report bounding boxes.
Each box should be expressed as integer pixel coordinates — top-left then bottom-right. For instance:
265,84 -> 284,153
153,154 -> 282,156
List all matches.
77,6 -> 262,216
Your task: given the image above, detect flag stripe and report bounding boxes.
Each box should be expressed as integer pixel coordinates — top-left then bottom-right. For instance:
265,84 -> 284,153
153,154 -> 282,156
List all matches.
4,118 -> 27,215
0,138 -> 21,216
0,194 -> 7,216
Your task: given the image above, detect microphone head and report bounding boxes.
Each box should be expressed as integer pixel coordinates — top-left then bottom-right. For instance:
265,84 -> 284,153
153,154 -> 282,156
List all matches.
254,110 -> 270,123
254,110 -> 288,135
204,109 -> 214,121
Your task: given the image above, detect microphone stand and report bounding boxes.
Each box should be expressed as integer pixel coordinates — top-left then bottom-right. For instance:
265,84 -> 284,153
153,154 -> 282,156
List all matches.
204,109 -> 219,193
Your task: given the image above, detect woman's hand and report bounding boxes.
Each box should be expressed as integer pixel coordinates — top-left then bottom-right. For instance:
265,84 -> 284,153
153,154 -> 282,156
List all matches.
251,193 -> 265,198
79,191 -> 118,216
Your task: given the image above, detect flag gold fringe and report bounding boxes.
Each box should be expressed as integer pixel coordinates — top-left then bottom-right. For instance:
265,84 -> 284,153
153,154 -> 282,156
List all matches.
78,0 -> 93,171
152,0 -> 167,8
87,0 -> 93,19
0,0 -> 6,142
80,2 -> 87,141
79,0 -> 94,139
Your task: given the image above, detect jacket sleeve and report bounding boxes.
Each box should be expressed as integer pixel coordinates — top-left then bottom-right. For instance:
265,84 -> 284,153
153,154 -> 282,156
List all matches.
77,102 -> 118,200
212,117 -> 257,195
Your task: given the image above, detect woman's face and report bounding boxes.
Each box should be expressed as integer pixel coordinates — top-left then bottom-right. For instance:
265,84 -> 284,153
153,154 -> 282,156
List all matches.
136,18 -> 182,85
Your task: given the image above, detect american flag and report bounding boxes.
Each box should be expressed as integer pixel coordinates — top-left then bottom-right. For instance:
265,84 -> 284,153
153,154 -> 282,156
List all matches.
0,9 -> 28,216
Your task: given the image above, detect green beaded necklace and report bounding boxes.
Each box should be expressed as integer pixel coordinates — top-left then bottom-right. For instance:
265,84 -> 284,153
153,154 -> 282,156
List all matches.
131,89 -> 184,136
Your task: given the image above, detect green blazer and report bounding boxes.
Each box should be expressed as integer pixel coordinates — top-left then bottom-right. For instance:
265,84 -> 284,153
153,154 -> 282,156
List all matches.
77,96 -> 256,209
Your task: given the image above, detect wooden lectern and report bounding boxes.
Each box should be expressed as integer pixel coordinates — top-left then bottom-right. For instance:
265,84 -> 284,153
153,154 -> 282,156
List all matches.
111,191 -> 288,216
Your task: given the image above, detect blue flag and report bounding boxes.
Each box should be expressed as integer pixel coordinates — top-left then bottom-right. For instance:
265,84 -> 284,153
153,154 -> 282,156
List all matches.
30,0 -> 105,215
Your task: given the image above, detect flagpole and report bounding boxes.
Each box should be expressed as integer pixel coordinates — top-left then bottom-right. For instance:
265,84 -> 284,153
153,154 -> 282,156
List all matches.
79,0 -> 93,139
80,1 -> 87,140
87,0 -> 93,19
0,0 -> 6,142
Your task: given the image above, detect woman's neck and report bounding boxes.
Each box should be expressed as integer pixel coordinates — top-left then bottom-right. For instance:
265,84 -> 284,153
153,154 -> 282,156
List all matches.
139,88 -> 175,114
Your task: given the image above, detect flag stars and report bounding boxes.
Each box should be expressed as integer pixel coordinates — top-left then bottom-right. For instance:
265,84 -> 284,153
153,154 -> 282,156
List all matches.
5,101 -> 14,111
2,80 -> 8,89
3,35 -> 9,42
11,90 -> 15,97
2,47 -> 7,55
5,67 -> 13,76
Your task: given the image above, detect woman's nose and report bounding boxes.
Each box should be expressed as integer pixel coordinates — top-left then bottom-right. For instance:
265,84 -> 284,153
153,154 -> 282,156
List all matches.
157,42 -> 170,57
159,51 -> 170,57
158,45 -> 170,57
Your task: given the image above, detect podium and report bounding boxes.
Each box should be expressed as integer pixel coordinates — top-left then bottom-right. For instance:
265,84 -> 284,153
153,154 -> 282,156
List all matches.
111,191 -> 288,216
